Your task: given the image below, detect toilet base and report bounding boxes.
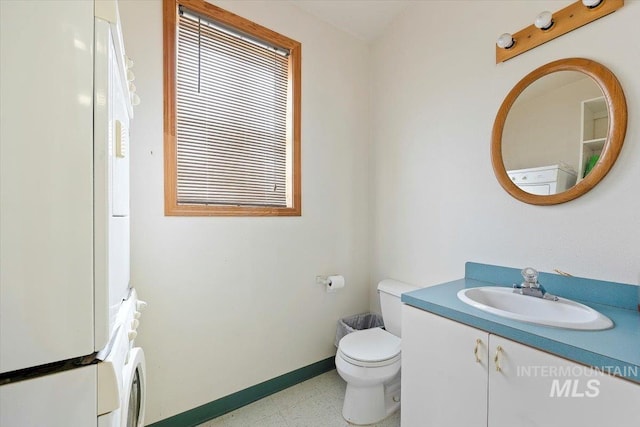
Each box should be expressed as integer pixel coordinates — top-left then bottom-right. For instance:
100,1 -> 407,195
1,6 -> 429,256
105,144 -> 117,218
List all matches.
342,372 -> 401,425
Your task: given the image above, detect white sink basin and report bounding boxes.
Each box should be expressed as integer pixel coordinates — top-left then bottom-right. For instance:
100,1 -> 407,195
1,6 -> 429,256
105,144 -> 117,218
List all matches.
457,287 -> 613,330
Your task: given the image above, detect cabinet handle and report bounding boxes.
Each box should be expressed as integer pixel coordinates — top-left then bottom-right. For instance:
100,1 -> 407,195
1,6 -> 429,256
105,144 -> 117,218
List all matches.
494,345 -> 503,372
473,339 -> 482,363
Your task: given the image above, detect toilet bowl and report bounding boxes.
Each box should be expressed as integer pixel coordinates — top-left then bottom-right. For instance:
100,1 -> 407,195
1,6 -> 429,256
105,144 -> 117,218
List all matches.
336,327 -> 401,425
335,279 -> 418,425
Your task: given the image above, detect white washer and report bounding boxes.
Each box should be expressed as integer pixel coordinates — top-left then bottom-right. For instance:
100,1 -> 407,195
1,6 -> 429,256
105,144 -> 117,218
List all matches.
98,289 -> 147,427
121,348 -> 146,427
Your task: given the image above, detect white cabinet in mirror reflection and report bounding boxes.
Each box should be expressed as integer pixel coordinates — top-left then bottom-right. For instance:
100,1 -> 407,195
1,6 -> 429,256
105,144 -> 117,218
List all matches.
507,164 -> 577,196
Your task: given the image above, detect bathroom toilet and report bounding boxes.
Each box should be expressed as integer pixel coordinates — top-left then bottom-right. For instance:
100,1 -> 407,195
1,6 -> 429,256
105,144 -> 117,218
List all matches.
335,279 -> 419,425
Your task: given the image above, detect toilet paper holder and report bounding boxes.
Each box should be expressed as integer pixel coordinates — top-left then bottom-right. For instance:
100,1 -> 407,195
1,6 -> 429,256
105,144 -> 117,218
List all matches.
316,275 -> 331,286
316,275 -> 345,292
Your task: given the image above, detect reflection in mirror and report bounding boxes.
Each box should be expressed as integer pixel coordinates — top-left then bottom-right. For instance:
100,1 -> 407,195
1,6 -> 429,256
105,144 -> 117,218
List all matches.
502,71 -> 607,195
491,58 -> 627,206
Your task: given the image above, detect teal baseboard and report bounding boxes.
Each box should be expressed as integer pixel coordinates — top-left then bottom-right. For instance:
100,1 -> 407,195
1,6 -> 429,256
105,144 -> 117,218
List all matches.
147,356 -> 336,427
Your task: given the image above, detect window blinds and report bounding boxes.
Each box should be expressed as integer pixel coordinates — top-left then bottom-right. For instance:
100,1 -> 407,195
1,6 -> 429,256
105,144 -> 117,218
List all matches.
176,7 -> 290,207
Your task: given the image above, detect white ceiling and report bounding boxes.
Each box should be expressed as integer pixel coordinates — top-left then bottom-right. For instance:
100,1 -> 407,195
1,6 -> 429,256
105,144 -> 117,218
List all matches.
293,1 -> 411,42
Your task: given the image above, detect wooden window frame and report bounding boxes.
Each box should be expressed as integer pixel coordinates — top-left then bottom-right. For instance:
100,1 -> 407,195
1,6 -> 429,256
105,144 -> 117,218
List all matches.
163,0 -> 301,216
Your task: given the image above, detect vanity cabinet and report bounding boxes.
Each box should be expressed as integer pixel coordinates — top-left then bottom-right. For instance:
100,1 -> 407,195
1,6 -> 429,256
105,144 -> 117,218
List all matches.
402,305 -> 640,427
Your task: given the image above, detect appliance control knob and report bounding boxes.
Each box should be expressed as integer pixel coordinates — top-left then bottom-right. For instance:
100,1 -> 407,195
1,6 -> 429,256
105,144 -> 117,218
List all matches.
127,69 -> 135,82
128,330 -> 138,341
136,300 -> 148,311
131,93 -> 141,106
131,319 -> 140,329
129,82 -> 136,93
126,56 -> 134,69
134,311 -> 141,319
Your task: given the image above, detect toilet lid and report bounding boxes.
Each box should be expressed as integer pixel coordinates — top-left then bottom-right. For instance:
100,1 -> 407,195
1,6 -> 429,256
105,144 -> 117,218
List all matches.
339,327 -> 401,363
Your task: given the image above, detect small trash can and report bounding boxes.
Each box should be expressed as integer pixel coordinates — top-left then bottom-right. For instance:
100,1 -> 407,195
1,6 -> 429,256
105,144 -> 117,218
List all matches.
335,312 -> 384,348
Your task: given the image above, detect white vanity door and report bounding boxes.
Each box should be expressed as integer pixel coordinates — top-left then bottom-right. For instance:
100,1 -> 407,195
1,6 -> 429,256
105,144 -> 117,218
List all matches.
488,335 -> 640,427
402,305 -> 489,427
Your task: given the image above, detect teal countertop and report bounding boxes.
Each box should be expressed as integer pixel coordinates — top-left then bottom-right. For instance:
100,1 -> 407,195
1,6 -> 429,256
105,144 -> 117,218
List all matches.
401,263 -> 640,383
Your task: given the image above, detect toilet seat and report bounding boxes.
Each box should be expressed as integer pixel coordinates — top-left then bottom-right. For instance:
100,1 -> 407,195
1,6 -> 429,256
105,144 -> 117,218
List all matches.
338,327 -> 401,368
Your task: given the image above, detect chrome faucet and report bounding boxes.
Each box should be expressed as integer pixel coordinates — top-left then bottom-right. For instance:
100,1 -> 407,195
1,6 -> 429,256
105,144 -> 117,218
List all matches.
513,267 -> 559,301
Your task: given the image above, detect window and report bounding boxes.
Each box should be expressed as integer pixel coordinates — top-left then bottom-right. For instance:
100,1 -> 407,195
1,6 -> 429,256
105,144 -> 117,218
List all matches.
163,0 -> 301,216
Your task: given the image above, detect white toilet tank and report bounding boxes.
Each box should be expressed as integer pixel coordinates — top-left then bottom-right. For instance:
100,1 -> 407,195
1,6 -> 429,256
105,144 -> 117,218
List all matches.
377,279 -> 419,337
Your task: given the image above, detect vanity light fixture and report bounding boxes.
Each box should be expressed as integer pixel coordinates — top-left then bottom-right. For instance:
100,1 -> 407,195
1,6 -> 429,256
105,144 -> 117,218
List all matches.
534,11 -> 554,30
496,0 -> 624,63
496,33 -> 515,49
582,0 -> 604,8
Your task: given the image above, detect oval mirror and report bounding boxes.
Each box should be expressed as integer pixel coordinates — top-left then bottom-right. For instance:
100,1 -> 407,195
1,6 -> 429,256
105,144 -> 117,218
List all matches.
492,58 -> 627,205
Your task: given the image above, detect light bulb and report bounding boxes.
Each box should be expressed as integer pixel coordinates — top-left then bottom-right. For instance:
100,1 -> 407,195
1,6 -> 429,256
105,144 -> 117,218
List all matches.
582,0 -> 603,8
534,11 -> 554,30
497,33 -> 515,49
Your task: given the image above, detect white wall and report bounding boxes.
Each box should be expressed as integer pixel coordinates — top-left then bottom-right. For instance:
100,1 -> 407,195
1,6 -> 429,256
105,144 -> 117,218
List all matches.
369,0 -> 640,311
503,75 -> 602,171
119,1 -> 371,422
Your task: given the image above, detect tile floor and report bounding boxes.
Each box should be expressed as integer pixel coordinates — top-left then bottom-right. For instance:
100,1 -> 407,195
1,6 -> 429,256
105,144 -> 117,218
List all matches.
197,370 -> 400,427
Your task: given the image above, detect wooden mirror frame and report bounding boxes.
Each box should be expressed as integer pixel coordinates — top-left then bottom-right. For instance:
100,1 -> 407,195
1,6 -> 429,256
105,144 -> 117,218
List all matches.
492,58 -> 627,205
